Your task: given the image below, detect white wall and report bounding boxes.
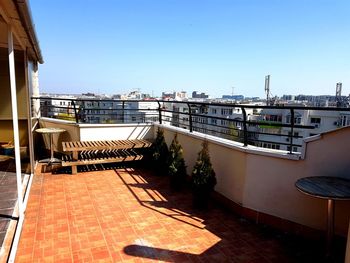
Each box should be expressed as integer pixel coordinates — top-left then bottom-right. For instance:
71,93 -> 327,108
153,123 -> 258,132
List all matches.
159,124 -> 350,236
79,123 -> 154,141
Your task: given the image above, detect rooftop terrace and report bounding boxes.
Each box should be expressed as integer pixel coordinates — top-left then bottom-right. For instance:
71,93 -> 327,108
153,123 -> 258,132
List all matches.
14,164 -> 346,262
0,102 -> 348,262
1,1 -> 350,262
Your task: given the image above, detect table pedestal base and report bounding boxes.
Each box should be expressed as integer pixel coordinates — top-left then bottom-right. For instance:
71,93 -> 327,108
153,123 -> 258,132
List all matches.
326,199 -> 335,257
39,157 -> 62,165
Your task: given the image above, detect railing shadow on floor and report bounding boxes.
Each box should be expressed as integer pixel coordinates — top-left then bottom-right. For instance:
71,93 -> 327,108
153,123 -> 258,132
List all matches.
44,163 -> 345,262
114,169 -> 205,230
113,167 -> 344,263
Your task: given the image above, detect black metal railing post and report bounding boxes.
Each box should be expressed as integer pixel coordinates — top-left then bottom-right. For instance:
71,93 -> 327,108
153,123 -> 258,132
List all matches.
187,103 -> 193,132
72,100 -> 79,123
289,109 -> 295,154
122,101 -> 125,123
157,101 -> 162,124
241,106 -> 248,146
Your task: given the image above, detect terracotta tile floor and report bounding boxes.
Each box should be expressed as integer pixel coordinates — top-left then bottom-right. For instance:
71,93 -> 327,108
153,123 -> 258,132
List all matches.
15,164 -> 345,262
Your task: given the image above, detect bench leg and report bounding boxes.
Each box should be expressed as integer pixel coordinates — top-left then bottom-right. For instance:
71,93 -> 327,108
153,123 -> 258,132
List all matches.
72,151 -> 78,175
72,165 -> 77,175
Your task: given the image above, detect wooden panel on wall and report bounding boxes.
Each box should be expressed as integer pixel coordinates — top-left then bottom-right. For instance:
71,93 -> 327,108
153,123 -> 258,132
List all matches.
0,120 -> 28,146
0,47 -> 27,120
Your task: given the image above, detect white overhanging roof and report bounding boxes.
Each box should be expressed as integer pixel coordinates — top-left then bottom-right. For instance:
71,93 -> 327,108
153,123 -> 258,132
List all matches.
0,0 -> 43,63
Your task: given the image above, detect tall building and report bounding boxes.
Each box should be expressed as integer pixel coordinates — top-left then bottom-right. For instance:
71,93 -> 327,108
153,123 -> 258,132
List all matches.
192,91 -> 209,99
222,95 -> 244,101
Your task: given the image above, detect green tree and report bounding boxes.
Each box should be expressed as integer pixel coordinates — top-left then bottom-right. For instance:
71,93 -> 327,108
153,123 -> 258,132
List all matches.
191,140 -> 217,208
151,128 -> 169,175
167,133 -> 187,190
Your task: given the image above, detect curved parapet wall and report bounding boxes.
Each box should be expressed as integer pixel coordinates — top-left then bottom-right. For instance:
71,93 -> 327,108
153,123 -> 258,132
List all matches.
159,124 -> 350,237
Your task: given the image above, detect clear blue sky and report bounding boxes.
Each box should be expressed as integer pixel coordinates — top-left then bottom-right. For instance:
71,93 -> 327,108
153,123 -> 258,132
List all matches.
30,0 -> 350,98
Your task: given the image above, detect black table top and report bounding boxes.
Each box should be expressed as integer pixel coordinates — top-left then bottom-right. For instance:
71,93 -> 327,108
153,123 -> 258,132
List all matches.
295,176 -> 350,200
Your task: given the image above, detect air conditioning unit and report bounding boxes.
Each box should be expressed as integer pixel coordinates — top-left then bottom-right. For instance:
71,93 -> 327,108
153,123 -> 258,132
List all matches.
314,124 -> 320,128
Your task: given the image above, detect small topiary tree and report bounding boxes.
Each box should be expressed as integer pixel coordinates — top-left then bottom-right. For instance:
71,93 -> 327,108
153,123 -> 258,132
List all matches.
191,140 -> 217,209
151,128 -> 169,176
167,133 -> 187,190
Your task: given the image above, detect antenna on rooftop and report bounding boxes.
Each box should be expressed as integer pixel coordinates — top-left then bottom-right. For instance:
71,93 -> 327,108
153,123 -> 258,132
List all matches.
264,75 -> 271,105
336,82 -> 343,107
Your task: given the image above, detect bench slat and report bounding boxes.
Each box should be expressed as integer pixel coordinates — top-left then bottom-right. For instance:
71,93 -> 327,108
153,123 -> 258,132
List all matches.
61,139 -> 152,174
63,139 -> 152,152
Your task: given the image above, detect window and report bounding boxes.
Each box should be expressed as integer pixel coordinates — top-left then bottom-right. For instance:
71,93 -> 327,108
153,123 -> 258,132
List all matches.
288,131 -> 299,138
310,117 -> 321,124
287,146 -> 299,152
211,108 -> 217,114
221,120 -> 228,126
340,115 -> 350,127
211,118 -> 217,125
262,143 -> 280,150
200,107 -> 207,114
286,115 -> 302,124
264,115 -> 282,122
221,108 -> 233,115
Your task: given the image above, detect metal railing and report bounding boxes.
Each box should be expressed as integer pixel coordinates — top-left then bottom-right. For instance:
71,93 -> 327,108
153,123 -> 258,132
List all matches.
32,97 -> 350,154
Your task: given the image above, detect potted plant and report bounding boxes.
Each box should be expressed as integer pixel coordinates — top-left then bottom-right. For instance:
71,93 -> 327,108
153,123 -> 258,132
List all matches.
167,133 -> 187,190
191,140 -> 217,209
151,128 -> 169,176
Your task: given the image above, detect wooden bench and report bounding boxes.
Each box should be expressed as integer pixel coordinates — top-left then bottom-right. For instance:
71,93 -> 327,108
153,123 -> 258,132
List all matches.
62,139 -> 152,174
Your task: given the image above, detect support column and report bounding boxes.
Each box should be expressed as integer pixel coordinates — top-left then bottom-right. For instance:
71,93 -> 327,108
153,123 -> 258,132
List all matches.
8,25 -> 24,217
345,220 -> 350,263
326,199 -> 334,256
31,62 -> 40,118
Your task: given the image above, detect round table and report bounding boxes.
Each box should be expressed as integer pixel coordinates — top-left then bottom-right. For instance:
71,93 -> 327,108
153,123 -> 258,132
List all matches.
295,176 -> 350,256
36,127 -> 66,165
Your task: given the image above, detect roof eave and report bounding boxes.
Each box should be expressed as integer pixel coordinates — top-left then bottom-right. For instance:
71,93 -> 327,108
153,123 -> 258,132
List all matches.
14,0 -> 44,64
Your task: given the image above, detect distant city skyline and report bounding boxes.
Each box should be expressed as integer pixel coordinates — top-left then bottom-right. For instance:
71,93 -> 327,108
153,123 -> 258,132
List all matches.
31,0 -> 350,98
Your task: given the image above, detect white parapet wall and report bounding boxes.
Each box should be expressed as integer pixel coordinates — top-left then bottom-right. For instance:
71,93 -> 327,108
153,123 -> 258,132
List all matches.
157,123 -> 350,236
38,119 -> 154,151
78,123 -> 154,141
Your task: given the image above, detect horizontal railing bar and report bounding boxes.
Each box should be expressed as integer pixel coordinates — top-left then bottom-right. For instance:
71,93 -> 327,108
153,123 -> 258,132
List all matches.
32,97 -> 350,111
31,96 -> 348,152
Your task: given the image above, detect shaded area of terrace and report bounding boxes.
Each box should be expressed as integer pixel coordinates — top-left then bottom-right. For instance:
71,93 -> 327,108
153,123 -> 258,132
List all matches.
0,158 -> 31,261
15,164 -> 345,262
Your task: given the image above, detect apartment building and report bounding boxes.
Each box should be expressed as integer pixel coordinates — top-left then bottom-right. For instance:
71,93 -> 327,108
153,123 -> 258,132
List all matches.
258,107 -> 350,152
